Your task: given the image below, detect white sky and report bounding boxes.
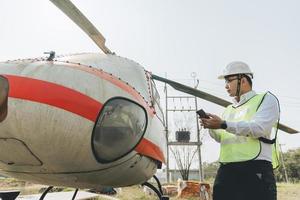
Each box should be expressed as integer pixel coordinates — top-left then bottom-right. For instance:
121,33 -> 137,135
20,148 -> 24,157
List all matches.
1,0 -> 300,163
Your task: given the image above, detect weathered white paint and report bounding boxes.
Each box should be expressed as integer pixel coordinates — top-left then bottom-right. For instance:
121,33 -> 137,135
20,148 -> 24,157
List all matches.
0,53 -> 166,188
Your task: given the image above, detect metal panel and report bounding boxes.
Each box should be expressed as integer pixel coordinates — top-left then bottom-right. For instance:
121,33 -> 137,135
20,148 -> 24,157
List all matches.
0,138 -> 41,166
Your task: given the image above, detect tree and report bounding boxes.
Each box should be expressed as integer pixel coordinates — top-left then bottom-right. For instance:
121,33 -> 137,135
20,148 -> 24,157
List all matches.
202,161 -> 219,180
275,147 -> 300,182
170,146 -> 198,180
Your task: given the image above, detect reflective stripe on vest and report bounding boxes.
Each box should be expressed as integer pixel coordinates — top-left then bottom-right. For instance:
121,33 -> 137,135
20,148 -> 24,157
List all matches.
218,93 -> 279,168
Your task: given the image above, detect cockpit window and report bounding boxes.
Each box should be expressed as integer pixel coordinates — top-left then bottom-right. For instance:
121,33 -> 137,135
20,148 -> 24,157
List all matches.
92,98 -> 147,163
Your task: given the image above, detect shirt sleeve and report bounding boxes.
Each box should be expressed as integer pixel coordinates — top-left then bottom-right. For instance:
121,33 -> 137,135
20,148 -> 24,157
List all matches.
226,93 -> 280,138
209,129 -> 222,143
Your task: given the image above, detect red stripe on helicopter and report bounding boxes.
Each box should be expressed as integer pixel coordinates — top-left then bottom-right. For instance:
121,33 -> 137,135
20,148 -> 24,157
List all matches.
54,61 -> 155,117
135,139 -> 165,163
4,75 -> 164,163
4,75 -> 102,121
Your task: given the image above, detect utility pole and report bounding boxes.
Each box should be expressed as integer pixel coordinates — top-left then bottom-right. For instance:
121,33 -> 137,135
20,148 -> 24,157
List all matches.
279,144 -> 289,183
192,72 -> 203,181
165,81 -> 170,183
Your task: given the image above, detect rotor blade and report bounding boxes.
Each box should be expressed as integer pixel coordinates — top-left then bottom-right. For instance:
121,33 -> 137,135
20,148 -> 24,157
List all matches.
50,0 -> 112,54
152,74 -> 231,107
278,124 -> 298,134
152,74 -> 299,134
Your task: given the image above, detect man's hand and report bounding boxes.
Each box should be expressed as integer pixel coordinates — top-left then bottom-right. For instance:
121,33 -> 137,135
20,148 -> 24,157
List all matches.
199,113 -> 223,129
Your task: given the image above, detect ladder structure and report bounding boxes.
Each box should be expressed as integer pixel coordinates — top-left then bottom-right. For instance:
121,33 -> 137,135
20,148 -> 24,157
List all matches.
164,79 -> 204,182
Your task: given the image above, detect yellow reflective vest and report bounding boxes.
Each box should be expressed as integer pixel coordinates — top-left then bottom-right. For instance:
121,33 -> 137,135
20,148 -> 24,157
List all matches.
216,93 -> 280,168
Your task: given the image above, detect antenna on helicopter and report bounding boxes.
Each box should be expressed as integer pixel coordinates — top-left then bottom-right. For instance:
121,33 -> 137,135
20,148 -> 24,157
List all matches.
50,0 -> 112,54
44,51 -> 56,61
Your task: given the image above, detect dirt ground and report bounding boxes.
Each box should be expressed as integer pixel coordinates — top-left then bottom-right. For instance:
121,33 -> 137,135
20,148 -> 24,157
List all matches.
113,183 -> 300,200
0,178 -> 299,200
277,183 -> 300,200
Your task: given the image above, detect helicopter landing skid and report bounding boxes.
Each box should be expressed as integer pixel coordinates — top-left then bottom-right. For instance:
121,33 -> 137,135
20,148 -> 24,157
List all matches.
142,175 -> 169,200
39,186 -> 79,200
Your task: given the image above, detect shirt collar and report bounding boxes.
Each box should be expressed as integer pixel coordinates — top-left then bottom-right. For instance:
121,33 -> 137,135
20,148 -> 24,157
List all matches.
233,90 -> 256,106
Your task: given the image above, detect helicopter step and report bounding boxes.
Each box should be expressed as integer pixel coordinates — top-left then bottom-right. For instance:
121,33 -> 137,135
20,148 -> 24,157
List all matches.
0,190 -> 20,200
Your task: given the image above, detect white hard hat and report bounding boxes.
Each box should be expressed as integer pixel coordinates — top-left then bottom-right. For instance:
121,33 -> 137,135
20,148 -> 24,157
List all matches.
218,61 -> 253,79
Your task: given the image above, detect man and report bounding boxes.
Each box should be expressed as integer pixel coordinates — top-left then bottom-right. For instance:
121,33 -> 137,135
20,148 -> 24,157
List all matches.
200,61 -> 279,200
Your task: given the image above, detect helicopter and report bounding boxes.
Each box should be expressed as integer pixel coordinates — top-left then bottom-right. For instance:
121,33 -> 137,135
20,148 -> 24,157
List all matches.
0,0 -> 298,199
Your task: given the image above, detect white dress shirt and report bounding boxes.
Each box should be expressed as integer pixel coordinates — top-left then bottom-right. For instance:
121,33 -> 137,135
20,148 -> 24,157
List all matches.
210,90 -> 280,162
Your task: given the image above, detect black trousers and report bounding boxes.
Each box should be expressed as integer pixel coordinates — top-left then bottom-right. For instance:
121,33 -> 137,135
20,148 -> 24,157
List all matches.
213,160 -> 277,200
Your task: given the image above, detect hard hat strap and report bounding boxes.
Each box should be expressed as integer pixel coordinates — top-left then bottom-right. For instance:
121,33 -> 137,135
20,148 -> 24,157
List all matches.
235,74 -> 242,101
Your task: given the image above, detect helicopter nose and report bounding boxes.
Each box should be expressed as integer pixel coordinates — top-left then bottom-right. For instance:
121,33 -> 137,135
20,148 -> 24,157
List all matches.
0,76 -> 9,122
91,97 -> 147,163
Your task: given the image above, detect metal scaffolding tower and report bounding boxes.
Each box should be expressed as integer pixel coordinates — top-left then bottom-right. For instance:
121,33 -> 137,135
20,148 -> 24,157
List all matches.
164,78 -> 204,182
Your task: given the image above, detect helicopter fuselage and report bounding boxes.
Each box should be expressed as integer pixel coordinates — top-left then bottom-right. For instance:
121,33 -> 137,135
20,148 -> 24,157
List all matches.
0,53 -> 166,189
